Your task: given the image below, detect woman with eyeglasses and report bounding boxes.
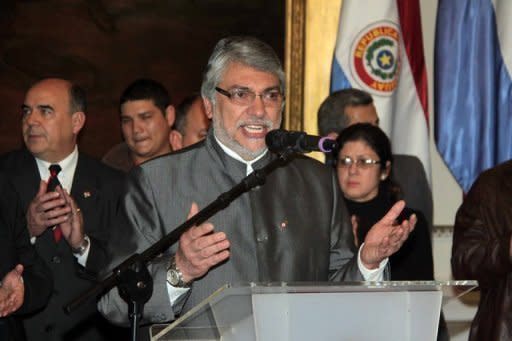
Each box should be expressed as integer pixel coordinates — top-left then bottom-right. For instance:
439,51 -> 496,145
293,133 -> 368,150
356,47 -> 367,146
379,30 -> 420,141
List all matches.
333,123 -> 449,341
333,123 -> 434,281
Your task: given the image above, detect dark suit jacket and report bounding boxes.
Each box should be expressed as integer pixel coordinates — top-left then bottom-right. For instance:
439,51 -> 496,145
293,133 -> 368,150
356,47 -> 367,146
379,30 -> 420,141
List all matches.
0,149 -> 125,341
102,142 -> 134,173
0,172 -> 53,341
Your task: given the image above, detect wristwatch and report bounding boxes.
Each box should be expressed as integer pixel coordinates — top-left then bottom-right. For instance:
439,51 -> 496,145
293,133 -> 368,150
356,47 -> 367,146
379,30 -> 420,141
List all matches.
71,235 -> 90,256
167,255 -> 191,288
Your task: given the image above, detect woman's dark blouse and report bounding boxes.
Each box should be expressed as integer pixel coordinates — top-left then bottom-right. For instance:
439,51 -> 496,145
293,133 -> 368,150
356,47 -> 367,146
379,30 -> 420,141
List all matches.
344,191 -> 434,280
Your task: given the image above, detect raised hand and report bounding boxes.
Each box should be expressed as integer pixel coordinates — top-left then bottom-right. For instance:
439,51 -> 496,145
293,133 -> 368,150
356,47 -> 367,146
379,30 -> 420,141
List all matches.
360,200 -> 416,269
55,186 -> 85,250
27,180 -> 70,237
175,203 -> 231,283
0,264 -> 25,317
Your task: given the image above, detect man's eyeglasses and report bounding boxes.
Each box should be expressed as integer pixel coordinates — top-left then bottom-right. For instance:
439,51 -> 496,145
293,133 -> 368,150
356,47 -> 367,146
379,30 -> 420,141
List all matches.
337,156 -> 381,169
215,87 -> 284,107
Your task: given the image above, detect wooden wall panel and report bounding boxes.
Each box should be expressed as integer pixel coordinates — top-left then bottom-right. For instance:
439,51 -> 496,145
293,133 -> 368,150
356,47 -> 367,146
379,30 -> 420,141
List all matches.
0,1 -> 284,158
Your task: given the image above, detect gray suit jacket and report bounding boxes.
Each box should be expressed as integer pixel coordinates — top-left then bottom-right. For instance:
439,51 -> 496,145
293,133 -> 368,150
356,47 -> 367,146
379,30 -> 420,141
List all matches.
99,133 -> 362,326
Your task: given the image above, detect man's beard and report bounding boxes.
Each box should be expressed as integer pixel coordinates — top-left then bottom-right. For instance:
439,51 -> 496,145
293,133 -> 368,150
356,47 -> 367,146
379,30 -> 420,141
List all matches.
212,114 -> 280,161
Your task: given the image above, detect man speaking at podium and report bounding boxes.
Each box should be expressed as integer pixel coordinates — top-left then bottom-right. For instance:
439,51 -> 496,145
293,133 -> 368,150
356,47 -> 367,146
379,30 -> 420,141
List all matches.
99,36 -> 415,328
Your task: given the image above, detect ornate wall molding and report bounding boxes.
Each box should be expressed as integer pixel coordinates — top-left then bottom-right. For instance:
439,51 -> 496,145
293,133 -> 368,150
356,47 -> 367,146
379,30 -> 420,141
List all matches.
284,0 -> 306,131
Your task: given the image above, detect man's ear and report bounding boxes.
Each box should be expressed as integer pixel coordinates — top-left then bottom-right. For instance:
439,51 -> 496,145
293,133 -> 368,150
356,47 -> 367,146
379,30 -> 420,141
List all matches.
169,130 -> 183,151
165,105 -> 176,127
71,111 -> 86,134
327,132 -> 338,140
203,98 -> 214,119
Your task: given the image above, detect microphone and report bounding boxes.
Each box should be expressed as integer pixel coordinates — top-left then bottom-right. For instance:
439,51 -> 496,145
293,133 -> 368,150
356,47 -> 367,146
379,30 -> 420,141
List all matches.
265,129 -> 337,153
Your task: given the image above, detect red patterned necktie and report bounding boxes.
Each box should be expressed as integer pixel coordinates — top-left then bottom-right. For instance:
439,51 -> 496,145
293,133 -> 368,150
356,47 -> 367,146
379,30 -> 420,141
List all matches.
47,164 -> 63,242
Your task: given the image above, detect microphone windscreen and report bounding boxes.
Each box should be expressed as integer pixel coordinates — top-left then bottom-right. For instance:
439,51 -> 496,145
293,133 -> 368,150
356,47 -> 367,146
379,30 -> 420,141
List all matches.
265,129 -> 288,152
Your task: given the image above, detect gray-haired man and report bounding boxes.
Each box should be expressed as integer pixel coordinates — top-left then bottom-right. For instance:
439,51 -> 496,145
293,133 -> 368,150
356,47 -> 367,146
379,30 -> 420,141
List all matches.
99,36 -> 415,328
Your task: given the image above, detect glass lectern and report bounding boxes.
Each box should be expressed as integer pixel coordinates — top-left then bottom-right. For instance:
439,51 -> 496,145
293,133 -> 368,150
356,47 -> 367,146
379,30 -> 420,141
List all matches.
150,281 -> 477,341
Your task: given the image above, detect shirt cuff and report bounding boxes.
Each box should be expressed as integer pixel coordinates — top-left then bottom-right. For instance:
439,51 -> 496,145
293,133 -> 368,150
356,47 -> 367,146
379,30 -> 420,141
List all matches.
166,282 -> 190,306
357,242 -> 388,281
73,235 -> 91,266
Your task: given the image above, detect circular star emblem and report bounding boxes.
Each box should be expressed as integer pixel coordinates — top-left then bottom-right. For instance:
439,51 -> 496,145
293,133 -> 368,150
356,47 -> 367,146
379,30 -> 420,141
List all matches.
350,21 -> 401,96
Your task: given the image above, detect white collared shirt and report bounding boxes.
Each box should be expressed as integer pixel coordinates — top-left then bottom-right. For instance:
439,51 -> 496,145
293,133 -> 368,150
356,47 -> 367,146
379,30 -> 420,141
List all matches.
35,145 -> 79,192
214,135 -> 268,176
32,145 -> 90,265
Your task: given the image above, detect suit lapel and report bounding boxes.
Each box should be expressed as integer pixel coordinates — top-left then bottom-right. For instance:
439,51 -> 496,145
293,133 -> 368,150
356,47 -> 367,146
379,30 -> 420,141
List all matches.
71,154 -> 97,213
12,151 -> 41,210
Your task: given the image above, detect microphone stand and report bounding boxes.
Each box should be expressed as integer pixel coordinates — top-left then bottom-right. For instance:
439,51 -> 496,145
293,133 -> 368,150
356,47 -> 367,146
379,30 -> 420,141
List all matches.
64,148 -> 296,341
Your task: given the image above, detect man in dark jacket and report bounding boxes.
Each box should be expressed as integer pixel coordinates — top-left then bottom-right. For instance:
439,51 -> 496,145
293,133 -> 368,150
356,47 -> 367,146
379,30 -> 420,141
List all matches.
0,78 -> 125,341
0,172 -> 52,341
102,78 -> 175,172
452,160 -> 512,341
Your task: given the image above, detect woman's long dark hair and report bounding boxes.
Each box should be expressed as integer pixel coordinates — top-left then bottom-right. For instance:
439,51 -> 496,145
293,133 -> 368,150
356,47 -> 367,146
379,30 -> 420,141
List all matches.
332,123 -> 403,202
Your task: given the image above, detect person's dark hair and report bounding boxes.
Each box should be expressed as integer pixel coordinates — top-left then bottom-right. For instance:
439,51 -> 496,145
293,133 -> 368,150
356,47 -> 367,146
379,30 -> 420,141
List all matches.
174,93 -> 201,134
317,88 -> 373,136
119,78 -> 171,114
69,84 -> 87,113
333,123 -> 402,201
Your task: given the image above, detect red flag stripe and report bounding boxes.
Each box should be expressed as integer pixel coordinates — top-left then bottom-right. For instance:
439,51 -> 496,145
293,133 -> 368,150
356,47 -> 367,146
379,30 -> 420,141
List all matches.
397,0 -> 429,127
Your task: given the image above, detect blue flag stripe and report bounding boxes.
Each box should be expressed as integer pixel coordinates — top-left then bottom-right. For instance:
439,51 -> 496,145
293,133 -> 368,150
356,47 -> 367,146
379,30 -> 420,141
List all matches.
330,57 -> 352,92
434,0 -> 512,192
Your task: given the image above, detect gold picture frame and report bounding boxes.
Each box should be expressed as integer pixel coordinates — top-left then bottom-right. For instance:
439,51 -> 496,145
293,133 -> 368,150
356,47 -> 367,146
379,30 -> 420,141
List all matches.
284,0 -> 342,136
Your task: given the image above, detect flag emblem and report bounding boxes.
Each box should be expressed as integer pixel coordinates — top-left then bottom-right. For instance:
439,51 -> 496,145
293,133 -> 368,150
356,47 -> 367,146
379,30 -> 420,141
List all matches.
331,0 -> 430,182
351,21 -> 400,96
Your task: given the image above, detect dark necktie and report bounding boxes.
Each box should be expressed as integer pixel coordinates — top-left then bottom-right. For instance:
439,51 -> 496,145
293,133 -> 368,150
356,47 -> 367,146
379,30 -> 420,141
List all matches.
47,164 -> 63,242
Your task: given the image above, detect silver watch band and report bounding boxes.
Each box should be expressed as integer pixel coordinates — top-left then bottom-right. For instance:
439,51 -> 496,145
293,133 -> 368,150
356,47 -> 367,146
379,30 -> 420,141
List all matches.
71,235 -> 90,255
167,254 -> 191,288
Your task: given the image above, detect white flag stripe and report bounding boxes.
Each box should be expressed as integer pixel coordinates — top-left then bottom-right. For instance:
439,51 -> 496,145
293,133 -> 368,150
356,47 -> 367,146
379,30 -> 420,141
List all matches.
333,0 -> 430,182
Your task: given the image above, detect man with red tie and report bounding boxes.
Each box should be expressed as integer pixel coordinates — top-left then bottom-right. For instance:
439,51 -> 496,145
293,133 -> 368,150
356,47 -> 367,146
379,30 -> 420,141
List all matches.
0,78 -> 125,341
